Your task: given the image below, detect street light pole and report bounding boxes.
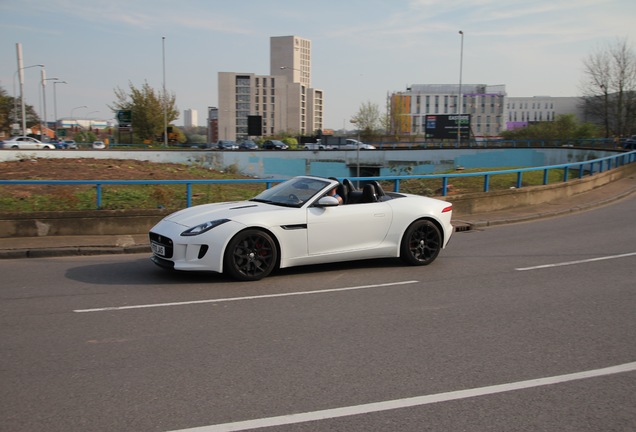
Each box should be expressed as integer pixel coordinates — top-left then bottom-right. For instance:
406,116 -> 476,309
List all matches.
41,69 -> 59,141
71,105 -> 87,131
162,36 -> 168,147
350,118 -> 361,185
457,30 -> 464,148
12,64 -> 44,134
53,81 -> 67,137
280,66 -> 306,137
86,111 -> 99,131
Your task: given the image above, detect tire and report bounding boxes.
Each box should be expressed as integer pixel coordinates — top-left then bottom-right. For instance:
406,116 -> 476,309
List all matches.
224,229 -> 278,281
400,219 -> 442,266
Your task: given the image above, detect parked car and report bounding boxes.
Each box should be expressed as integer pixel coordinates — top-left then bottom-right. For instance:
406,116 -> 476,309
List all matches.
217,140 -> 238,150
55,140 -> 78,150
92,141 -> 106,149
304,140 -> 335,150
1,136 -> 55,150
622,135 -> 636,150
262,140 -> 288,150
341,139 -> 376,150
149,176 -> 453,281
238,140 -> 259,150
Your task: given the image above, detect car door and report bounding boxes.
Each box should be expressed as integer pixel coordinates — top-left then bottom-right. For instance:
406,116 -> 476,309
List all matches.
17,137 -> 36,149
306,201 -> 392,255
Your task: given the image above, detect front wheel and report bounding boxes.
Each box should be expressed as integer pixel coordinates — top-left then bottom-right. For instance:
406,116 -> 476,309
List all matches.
400,220 -> 442,266
224,229 -> 278,281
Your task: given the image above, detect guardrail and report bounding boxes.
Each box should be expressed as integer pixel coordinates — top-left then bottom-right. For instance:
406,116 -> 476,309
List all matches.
1,151 -> 634,209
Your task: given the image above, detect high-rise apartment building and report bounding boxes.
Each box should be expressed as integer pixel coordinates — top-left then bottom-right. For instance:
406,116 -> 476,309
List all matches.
218,35 -> 323,141
270,35 -> 311,88
183,109 -> 198,128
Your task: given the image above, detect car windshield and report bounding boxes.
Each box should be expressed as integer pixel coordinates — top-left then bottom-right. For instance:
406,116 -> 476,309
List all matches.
250,177 -> 330,207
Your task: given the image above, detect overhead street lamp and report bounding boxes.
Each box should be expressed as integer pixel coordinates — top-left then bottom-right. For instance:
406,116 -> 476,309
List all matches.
280,66 -> 307,136
457,30 -> 464,148
86,111 -> 100,130
162,36 -> 168,147
71,105 -> 88,129
14,64 -> 44,135
53,81 -> 67,136
350,118 -> 361,185
41,69 -> 59,141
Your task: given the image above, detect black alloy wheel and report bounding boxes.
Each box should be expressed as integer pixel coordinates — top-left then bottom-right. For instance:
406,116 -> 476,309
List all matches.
400,219 -> 442,266
224,229 -> 278,281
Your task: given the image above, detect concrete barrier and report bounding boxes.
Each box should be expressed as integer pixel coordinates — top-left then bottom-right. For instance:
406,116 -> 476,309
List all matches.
0,163 -> 634,238
448,163 -> 636,216
0,209 -> 171,238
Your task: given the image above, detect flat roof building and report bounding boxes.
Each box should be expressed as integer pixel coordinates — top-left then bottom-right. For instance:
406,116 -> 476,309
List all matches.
391,84 -> 507,139
183,109 -> 198,128
505,96 -> 582,130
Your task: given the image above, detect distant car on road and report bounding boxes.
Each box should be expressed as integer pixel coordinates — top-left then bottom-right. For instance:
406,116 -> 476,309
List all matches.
238,140 -> 259,150
92,141 -> 106,150
1,136 -> 55,150
341,139 -> 376,150
304,141 -> 335,150
262,140 -> 288,150
56,140 -> 78,150
622,135 -> 636,150
217,140 -> 238,150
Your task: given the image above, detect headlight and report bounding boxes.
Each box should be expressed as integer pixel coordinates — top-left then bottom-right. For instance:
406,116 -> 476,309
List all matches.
181,219 -> 230,236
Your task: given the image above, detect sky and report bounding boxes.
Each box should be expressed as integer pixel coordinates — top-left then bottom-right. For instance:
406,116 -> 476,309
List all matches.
1,0 -> 635,130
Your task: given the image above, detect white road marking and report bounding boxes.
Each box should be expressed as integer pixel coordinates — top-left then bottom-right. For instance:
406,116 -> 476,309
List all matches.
515,251 -> 636,271
73,280 -> 419,313
167,361 -> 636,432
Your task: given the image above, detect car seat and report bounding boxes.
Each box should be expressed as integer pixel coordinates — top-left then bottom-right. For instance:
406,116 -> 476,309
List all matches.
360,183 -> 378,203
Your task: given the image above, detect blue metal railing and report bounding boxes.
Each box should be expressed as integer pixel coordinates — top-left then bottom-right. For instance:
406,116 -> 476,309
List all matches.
1,151 -> 634,209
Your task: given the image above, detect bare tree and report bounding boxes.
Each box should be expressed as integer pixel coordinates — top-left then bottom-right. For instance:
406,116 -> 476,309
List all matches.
351,101 -> 381,138
580,38 -> 636,138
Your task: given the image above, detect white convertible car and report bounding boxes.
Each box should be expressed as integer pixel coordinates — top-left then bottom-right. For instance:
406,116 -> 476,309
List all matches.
149,176 -> 453,281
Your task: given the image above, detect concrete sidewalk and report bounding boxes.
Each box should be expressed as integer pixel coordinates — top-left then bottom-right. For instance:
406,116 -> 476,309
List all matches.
1,175 -> 635,259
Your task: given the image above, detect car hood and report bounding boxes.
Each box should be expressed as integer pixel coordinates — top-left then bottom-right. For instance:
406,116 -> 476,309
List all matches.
164,200 -> 294,227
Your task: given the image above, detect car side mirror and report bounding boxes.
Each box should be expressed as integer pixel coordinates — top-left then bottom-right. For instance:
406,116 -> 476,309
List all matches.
316,196 -> 340,207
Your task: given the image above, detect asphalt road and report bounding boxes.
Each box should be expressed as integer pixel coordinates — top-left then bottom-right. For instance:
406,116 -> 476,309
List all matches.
1,196 -> 635,432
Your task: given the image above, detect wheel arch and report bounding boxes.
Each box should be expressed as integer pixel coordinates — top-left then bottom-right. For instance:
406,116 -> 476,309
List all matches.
402,216 -> 446,246
221,225 -> 283,273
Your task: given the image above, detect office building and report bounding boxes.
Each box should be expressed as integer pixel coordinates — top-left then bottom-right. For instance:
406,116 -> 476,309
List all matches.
505,96 -> 582,129
391,84 -> 507,139
218,35 -> 323,141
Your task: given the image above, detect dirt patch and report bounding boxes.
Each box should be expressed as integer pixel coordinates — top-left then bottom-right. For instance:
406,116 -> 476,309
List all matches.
0,158 -> 216,181
0,158 -> 256,211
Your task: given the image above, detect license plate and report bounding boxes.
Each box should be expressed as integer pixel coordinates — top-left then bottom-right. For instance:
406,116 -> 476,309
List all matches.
151,242 -> 166,256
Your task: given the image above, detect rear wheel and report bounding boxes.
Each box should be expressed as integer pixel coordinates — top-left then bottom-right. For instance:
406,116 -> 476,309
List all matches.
224,229 -> 278,281
400,220 -> 442,266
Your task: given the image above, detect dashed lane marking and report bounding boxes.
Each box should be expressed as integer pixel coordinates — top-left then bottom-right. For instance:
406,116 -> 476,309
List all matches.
167,362 -> 636,432
73,280 -> 420,313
